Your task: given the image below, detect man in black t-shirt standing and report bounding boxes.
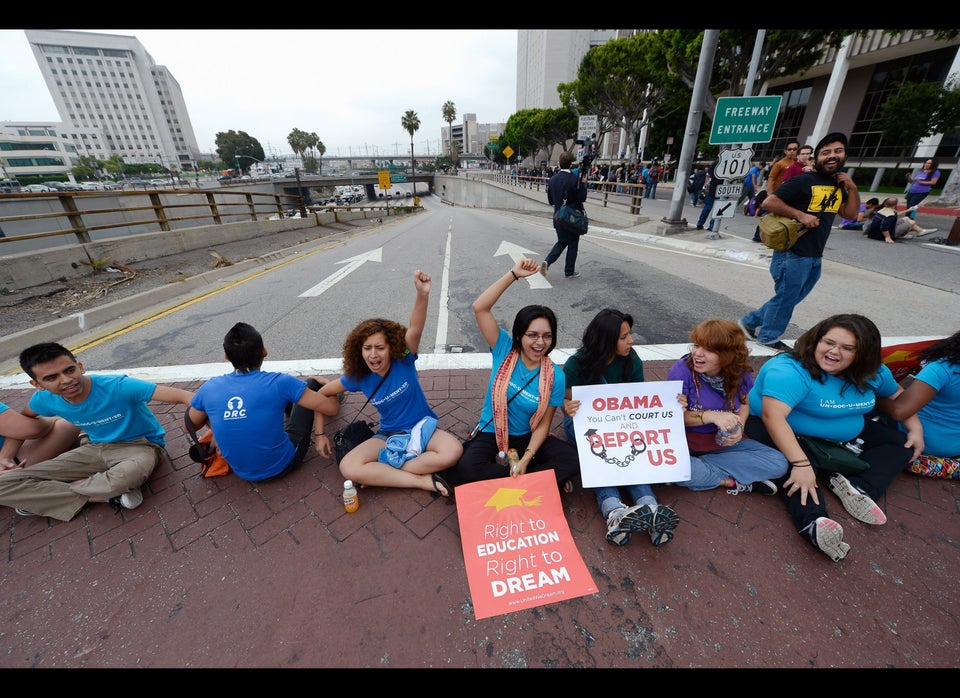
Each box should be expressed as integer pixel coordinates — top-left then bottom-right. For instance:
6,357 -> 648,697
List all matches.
738,133 -> 860,352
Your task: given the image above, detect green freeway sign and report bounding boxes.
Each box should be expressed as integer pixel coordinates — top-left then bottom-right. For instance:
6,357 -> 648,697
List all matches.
390,174 -> 407,183
709,96 -> 782,145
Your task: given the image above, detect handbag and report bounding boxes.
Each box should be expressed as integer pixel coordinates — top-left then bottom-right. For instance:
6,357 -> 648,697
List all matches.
759,185 -> 839,252
333,371 -> 389,465
796,434 -> 869,476
554,203 -> 589,236
183,412 -> 231,478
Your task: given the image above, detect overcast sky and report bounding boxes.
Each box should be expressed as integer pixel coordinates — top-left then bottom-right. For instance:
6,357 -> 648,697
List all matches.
0,29 -> 518,158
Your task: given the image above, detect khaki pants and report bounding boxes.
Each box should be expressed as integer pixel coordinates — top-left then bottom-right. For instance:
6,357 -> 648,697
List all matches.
0,439 -> 162,522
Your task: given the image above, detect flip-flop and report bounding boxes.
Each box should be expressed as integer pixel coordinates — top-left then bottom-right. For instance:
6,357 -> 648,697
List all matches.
431,472 -> 452,498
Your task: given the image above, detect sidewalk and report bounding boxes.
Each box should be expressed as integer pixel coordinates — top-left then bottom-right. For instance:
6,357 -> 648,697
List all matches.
0,356 -> 957,668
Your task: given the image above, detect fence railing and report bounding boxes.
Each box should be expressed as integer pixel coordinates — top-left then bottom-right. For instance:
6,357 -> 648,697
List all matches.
485,172 -> 649,215
0,188 -> 305,248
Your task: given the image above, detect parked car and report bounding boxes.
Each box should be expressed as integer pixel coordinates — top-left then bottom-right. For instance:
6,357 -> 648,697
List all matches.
78,181 -> 105,191
21,184 -> 54,193
41,181 -> 81,192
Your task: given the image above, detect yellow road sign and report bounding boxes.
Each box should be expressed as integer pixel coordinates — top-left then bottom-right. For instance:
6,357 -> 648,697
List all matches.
377,170 -> 391,189
502,145 -> 514,159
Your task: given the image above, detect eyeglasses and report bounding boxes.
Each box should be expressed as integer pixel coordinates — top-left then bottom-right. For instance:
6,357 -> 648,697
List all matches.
523,332 -> 553,342
786,146 -> 798,151
819,338 -> 856,354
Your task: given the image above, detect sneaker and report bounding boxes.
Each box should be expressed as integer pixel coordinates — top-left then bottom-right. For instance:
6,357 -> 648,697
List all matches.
108,487 -> 144,513
630,504 -> 680,547
539,261 -> 549,277
726,479 -> 778,496
736,318 -> 758,340
565,272 -> 580,278
827,474 -> 886,525
898,232 -> 915,240
916,228 -> 937,237
605,506 -> 633,546
14,508 -> 35,517
757,339 -> 791,352
809,517 -> 851,562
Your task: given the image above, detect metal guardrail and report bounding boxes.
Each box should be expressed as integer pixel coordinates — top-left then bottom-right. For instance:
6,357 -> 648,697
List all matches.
0,188 -> 303,247
486,172 -> 648,215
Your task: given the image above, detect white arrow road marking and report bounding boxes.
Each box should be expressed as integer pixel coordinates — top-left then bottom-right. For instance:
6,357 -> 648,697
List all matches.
298,248 -> 382,297
495,241 -> 551,288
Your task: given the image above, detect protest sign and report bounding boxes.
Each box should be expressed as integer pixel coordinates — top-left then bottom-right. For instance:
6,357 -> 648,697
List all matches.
456,470 -> 597,621
570,380 -> 690,488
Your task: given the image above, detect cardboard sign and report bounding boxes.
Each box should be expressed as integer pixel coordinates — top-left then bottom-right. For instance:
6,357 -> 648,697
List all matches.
570,380 -> 690,488
456,470 -> 597,621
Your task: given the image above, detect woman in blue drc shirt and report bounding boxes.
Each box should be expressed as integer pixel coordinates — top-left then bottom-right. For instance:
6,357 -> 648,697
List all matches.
743,314 -> 922,562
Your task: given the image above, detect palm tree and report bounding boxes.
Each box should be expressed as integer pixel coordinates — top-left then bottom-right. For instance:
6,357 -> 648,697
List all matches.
315,140 -> 326,175
442,101 -> 457,155
401,110 -> 420,194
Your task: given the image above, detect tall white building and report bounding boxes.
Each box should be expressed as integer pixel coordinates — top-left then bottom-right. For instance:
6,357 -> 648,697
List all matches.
23,29 -> 201,174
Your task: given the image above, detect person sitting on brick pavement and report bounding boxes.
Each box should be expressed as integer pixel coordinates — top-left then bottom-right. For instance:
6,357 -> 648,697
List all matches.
187,322 -> 341,482
318,270 -> 461,497
877,328 -> 960,479
668,319 -> 789,497
561,308 -> 680,547
0,342 -> 194,521
0,401 -> 80,470
445,258 -> 580,492
743,314 -> 923,562
866,196 -> 937,242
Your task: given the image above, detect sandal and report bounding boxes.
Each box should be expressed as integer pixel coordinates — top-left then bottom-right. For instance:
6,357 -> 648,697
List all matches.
431,472 -> 452,498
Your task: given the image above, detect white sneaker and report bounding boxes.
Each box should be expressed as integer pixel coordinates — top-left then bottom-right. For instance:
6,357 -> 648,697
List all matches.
108,487 -> 143,512
827,474 -> 886,525
917,228 -> 937,237
898,232 -> 915,240
810,517 -> 851,562
605,506 -> 632,546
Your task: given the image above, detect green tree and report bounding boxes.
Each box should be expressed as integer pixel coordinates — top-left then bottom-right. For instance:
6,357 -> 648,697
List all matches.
315,139 -> 327,175
287,128 -> 312,172
878,76 -> 960,203
502,108 -> 577,166
442,101 -> 457,155
401,110 -> 420,192
216,131 -> 263,174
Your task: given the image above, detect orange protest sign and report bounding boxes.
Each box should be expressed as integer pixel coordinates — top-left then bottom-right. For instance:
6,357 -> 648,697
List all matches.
455,469 -> 597,621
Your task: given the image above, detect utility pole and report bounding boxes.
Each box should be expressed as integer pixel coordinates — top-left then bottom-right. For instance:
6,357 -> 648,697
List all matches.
663,29 -> 720,229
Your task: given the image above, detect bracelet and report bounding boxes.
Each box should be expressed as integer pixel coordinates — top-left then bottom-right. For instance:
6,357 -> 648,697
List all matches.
525,448 -> 535,455
791,463 -> 812,468
510,270 -> 520,281
696,410 -> 706,423
788,459 -> 810,465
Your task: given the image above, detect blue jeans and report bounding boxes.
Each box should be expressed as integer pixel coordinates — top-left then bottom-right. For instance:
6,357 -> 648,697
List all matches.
741,251 -> 822,344
644,181 -> 658,198
690,190 -> 700,206
563,415 -> 656,516
696,196 -> 718,230
545,221 -> 581,276
671,439 -> 789,490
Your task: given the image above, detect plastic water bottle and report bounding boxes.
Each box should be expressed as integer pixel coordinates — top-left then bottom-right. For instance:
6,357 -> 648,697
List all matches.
843,438 -> 864,455
507,448 -> 520,476
342,480 -> 359,513
496,450 -> 508,467
716,421 -> 742,446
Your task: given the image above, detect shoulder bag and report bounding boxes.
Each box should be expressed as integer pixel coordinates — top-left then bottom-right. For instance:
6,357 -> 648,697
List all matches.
462,371 -> 540,446
183,412 -> 231,478
333,371 -> 389,465
796,434 -> 869,476
759,185 -> 839,252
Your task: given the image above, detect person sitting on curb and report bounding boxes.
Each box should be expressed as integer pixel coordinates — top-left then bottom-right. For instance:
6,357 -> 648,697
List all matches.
0,401 -> 80,470
867,196 -> 937,243
0,343 -> 194,521
838,197 -> 879,231
188,322 -> 342,482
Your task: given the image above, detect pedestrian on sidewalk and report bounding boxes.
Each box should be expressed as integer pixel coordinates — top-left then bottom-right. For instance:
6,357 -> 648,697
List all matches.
0,342 -> 194,521
318,270 -> 461,498
766,139 -> 800,195
668,319 -> 789,497
688,164 -> 708,206
446,258 -> 579,492
743,314 -> 922,562
738,132 -> 861,352
695,159 -> 722,237
905,159 -> 941,219
542,151 -> 587,279
561,308 -> 680,547
187,322 -> 342,482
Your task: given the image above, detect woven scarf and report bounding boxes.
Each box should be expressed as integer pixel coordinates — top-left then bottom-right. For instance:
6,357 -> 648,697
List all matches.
491,349 -> 554,453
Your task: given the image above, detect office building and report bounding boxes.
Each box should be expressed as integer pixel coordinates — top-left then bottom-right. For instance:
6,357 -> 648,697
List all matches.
23,29 -> 201,175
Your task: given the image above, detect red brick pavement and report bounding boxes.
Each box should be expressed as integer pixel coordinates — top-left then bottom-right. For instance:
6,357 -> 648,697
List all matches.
0,361 -> 957,668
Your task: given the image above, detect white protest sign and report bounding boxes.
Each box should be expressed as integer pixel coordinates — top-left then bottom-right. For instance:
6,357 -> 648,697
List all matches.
570,380 -> 690,488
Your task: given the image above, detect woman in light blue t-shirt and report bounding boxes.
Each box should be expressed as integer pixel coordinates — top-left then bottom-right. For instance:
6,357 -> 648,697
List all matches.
744,314 -> 922,563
